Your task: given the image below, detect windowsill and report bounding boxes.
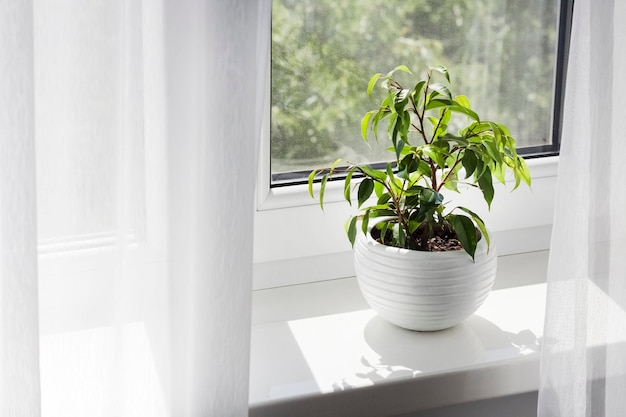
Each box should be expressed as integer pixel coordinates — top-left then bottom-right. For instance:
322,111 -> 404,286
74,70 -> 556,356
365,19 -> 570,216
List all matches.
249,250 -> 548,417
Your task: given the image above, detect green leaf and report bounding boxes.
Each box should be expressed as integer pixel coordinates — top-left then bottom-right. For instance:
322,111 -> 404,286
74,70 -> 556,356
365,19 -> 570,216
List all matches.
430,65 -> 450,82
405,185 -> 425,196
319,173 -> 329,210
345,216 -> 358,247
489,122 -> 503,146
394,137 -> 406,161
420,188 -> 440,204
357,178 -> 375,208
451,215 -> 478,260
440,106 -> 452,126
517,157 -> 532,187
482,137 -> 503,164
395,88 -> 410,102
330,158 -> 342,171
417,160 -> 432,177
493,162 -> 506,185
429,83 -> 452,101
427,116 -> 440,128
450,102 -> 480,121
472,155 -> 486,179
343,170 -> 354,205
454,95 -> 471,109
386,163 -> 395,181
371,110 -> 385,141
497,123 -> 512,137
425,98 -> 453,111
478,167 -> 495,209
388,65 -> 412,76
461,149 -> 478,179
397,154 -> 415,179
456,206 -> 490,250
361,111 -> 375,140
392,222 -> 406,248
433,136 -> 452,152
361,211 -> 370,235
442,171 -> 459,192
386,164 -> 403,193
377,192 -> 391,205
378,221 -> 390,244
358,165 -> 387,182
370,209 -> 397,218
462,121 -> 490,139
512,165 -> 522,190
367,73 -> 382,96
373,180 -> 385,198
387,111 -> 399,138
307,169 -> 318,198
393,94 -> 410,119
405,194 -> 420,208
399,111 -> 411,141
411,80 -> 427,105
439,133 -> 468,147
404,185 -> 424,195
380,94 -> 393,110
360,203 -> 395,212
423,145 -> 446,169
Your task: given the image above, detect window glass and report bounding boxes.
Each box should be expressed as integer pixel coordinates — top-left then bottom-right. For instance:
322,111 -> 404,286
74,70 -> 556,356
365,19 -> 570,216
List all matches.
271,0 -> 563,184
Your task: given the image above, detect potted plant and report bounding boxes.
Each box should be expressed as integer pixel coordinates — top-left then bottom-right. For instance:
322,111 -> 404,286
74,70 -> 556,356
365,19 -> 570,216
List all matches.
308,65 -> 531,331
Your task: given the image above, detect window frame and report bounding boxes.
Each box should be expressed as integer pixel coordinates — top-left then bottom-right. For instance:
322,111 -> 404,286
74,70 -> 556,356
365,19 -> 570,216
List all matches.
253,0 -> 573,290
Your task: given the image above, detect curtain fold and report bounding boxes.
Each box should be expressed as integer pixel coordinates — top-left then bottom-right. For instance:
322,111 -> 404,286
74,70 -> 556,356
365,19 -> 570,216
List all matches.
165,0 -> 269,414
0,1 -> 41,415
1,0 -> 270,415
538,0 -> 626,416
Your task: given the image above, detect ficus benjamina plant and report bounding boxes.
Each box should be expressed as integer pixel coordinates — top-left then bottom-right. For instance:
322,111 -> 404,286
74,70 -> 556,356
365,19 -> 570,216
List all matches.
308,65 -> 531,260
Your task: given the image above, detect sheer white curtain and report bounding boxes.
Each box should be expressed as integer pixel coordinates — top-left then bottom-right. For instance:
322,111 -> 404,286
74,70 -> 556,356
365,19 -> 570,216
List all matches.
538,0 -> 626,416
0,1 -> 40,415
1,0 -> 270,416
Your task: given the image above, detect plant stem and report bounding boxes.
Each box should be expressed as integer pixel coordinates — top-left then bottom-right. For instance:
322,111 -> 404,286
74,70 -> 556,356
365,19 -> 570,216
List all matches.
421,71 -> 432,145
430,108 -> 448,143
383,181 -> 411,245
411,73 -> 430,146
430,160 -> 438,190
438,156 -> 462,192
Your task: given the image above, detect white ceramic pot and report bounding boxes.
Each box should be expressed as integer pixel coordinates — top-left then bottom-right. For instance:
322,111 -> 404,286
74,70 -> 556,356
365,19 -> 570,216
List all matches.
354,223 -> 497,331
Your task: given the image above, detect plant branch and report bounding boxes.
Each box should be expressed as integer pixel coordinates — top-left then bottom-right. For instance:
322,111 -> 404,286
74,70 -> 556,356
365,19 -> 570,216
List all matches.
419,71 -> 432,145
430,108 -> 448,143
438,156 -> 462,192
381,179 -> 411,241
429,159 -> 438,190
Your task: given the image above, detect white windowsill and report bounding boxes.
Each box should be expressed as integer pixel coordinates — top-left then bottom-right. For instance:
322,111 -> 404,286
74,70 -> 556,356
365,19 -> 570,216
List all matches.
249,250 -> 548,417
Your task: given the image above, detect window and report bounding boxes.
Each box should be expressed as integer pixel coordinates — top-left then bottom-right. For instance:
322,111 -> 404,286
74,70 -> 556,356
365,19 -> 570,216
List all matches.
270,0 -> 572,186
253,0 -> 572,289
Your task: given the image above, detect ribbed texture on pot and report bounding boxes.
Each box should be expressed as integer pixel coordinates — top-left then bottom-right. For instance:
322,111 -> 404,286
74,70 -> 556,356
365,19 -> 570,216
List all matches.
354,229 -> 497,331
